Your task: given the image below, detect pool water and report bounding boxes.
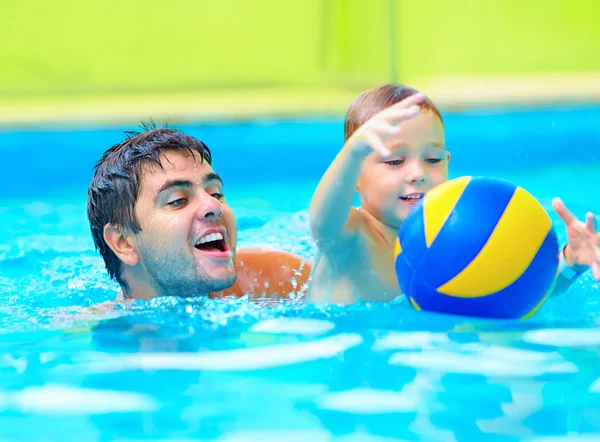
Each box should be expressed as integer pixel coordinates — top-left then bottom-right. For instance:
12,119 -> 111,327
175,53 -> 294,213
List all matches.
1,105 -> 600,441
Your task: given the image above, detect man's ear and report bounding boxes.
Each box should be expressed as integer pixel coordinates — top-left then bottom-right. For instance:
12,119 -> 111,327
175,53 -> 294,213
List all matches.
103,224 -> 139,267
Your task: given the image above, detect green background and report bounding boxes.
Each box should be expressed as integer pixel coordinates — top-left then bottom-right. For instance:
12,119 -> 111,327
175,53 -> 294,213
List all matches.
1,0 -> 598,97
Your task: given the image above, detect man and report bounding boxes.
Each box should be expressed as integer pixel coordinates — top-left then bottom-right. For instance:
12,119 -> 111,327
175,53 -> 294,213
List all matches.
87,125 -> 311,301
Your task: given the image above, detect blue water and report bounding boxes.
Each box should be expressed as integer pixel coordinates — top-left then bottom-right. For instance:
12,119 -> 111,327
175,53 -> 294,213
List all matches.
1,105 -> 600,441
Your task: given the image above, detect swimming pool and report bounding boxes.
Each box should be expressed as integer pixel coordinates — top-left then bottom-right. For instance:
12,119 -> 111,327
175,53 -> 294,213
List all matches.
1,104 -> 600,441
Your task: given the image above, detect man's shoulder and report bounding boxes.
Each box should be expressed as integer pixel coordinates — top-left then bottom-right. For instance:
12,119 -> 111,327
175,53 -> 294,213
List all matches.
211,247 -> 313,300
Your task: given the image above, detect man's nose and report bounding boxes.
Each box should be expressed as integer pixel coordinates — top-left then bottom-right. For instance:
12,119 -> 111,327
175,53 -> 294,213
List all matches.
197,192 -> 223,220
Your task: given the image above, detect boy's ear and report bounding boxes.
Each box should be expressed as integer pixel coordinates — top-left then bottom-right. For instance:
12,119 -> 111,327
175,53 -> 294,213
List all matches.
447,151 -> 451,162
103,224 -> 140,267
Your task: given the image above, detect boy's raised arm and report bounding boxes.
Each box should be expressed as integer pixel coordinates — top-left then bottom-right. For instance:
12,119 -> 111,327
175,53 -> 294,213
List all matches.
309,143 -> 370,244
309,94 -> 425,246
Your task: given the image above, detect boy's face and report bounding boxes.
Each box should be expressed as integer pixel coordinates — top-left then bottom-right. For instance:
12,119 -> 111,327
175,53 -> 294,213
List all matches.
357,110 -> 449,230
130,149 -> 237,297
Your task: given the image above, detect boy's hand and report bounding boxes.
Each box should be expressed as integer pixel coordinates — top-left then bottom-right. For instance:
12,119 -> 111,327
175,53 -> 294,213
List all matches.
552,197 -> 600,280
345,93 -> 426,158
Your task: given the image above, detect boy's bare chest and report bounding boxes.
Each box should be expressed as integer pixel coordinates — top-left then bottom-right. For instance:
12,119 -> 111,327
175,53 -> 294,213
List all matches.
351,237 -> 402,301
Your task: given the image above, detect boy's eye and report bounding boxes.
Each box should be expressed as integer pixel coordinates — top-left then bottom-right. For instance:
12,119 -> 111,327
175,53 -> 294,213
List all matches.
211,193 -> 225,201
426,158 -> 443,164
385,159 -> 405,166
167,198 -> 188,208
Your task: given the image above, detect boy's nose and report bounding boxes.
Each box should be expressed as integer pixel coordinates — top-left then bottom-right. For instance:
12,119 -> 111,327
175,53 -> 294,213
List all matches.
406,161 -> 426,183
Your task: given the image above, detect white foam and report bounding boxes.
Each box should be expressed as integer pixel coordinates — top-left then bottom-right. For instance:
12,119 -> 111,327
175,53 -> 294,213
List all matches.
460,342 -> 563,362
2,354 -> 28,374
320,381 -> 432,415
217,429 -> 406,442
317,387 -> 418,414
217,429 -> 330,442
388,349 -> 577,377
0,384 -> 159,414
335,435 -> 413,442
525,435 -> 600,442
316,374 -> 436,415
523,328 -> 600,347
112,438 -> 218,442
249,318 -> 335,335
474,384 -> 545,439
589,377 -> 600,392
79,333 -> 363,373
372,331 -> 450,351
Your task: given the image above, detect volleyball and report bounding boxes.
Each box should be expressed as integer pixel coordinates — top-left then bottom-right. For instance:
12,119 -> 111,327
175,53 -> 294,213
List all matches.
394,176 -> 559,319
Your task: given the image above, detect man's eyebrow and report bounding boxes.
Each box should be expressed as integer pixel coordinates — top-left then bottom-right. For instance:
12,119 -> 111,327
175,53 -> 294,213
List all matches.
155,180 -> 194,198
205,173 -> 223,186
155,174 -> 223,199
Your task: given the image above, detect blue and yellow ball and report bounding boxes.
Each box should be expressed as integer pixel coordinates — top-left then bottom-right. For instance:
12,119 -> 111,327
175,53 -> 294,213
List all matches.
394,176 -> 559,319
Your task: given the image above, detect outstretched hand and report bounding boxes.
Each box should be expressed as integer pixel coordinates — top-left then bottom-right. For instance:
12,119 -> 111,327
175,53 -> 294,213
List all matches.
552,197 -> 600,280
345,93 -> 426,158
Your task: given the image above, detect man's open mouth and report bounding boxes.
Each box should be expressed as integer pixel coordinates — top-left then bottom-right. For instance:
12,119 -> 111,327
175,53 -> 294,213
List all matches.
195,231 -> 228,253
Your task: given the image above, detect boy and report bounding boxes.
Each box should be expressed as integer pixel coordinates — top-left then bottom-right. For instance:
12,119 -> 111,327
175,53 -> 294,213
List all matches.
307,84 -> 599,304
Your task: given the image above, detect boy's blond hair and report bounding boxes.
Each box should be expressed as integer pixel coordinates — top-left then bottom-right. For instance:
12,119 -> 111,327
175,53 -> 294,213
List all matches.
344,84 -> 443,142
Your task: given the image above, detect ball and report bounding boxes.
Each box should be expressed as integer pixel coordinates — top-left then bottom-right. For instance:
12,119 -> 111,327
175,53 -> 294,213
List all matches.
394,176 -> 559,319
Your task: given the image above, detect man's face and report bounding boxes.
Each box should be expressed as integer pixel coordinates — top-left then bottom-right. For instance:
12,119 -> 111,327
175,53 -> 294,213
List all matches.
131,149 -> 237,297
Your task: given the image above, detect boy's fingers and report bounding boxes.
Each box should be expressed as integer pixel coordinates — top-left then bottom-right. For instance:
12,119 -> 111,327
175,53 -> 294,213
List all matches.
552,197 -> 577,226
592,256 -> 600,281
384,135 -> 407,150
586,212 -> 597,232
365,131 -> 390,158
383,105 -> 421,124
373,122 -> 401,137
389,93 -> 426,110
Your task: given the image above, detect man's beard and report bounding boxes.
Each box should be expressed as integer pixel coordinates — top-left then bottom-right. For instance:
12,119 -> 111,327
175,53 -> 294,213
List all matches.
137,238 -> 236,298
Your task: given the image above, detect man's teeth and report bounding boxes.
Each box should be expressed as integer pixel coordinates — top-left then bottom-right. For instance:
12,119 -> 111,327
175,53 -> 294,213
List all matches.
197,232 -> 224,245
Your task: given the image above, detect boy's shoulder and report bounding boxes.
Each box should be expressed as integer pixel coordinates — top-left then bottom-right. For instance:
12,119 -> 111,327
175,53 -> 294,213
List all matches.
349,207 -> 386,245
316,208 -> 373,262
347,207 -> 366,230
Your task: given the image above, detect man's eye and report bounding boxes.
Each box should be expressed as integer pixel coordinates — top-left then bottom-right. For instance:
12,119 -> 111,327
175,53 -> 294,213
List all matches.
167,198 -> 187,207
